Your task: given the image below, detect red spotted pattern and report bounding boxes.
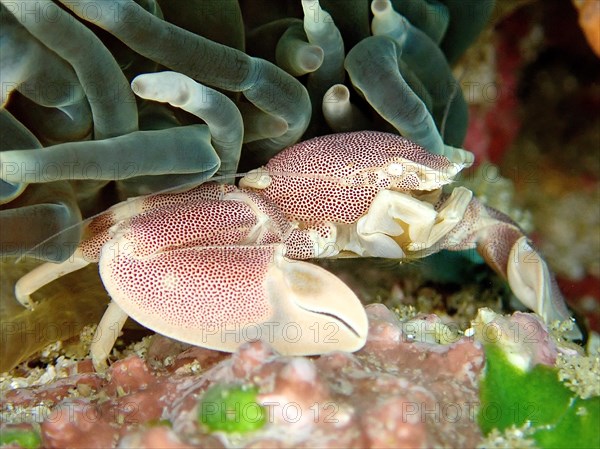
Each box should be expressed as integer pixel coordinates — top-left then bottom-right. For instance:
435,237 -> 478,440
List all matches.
120,200 -> 259,258
284,229 -> 317,259
140,183 -> 235,211
262,131 -> 454,223
435,194 -> 480,252
95,183 -> 287,330
80,212 -> 116,262
79,183 -> 235,262
101,245 -> 274,328
237,189 -> 291,239
284,224 -> 336,259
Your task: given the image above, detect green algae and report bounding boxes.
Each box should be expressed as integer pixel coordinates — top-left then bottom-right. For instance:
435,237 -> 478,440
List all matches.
479,344 -> 600,448
199,384 -> 266,434
0,427 -> 42,449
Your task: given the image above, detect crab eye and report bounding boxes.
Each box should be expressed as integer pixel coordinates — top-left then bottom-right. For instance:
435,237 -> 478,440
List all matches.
386,162 -> 404,176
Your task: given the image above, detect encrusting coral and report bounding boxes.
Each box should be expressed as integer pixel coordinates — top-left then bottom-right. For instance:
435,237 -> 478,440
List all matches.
0,304 -> 488,448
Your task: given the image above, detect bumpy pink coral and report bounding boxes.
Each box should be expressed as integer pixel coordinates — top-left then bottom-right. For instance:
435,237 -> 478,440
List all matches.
2,304 -> 486,448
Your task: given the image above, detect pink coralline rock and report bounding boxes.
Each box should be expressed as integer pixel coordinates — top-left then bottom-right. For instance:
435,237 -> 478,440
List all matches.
0,372 -> 102,408
116,427 -> 201,449
146,334 -> 230,373
41,399 -> 118,448
161,304 -> 484,448
363,396 -> 428,449
1,304 -> 486,448
502,311 -> 560,366
106,356 -> 155,395
472,307 -> 572,371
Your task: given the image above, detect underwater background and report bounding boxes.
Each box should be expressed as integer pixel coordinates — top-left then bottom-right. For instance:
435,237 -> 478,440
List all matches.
0,1 -> 598,447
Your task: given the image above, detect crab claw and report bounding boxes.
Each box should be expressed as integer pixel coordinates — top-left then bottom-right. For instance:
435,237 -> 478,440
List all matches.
433,196 -> 583,341
472,209 -> 583,341
506,236 -> 582,340
266,249 -> 369,354
97,240 -> 367,359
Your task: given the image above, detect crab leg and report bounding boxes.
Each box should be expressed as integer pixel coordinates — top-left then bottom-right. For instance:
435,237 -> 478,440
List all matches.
506,236 -> 571,326
15,252 -> 91,308
478,220 -> 579,339
90,300 -> 128,371
438,197 -> 583,340
335,172 -> 580,339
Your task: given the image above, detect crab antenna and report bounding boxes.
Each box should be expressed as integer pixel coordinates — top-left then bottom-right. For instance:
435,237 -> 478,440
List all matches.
14,172 -> 250,264
440,66 -> 468,142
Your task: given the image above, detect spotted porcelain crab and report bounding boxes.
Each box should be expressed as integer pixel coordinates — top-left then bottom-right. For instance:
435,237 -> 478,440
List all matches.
14,131 -> 580,369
